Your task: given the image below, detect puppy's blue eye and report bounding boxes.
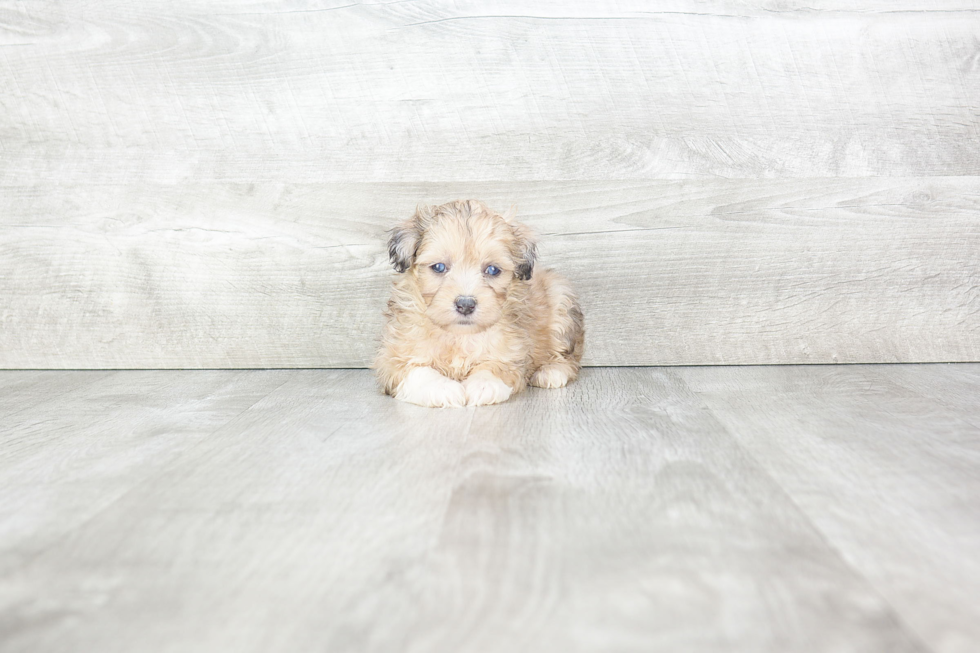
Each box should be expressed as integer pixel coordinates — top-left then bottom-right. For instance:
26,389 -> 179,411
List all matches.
430,262 -> 446,273
485,265 -> 501,276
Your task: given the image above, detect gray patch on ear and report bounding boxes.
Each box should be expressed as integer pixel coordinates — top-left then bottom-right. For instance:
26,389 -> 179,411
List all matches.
515,238 -> 537,281
387,205 -> 434,272
387,224 -> 421,273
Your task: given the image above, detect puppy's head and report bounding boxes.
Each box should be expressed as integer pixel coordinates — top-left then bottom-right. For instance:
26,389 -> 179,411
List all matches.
387,200 -> 536,333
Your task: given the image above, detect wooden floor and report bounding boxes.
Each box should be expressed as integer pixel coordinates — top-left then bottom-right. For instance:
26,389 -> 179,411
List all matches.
1,365 -> 978,653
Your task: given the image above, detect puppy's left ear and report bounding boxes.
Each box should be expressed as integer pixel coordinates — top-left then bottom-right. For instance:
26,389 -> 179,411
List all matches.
387,205 -> 429,273
511,221 -> 537,281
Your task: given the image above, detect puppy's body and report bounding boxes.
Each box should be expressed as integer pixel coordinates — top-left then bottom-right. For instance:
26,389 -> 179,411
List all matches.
375,200 -> 584,407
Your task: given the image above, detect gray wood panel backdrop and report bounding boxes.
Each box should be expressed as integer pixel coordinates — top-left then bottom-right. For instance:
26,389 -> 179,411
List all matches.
2,1 -> 978,368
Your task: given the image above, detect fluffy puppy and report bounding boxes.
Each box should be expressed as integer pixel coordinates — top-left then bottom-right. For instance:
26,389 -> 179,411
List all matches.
374,200 -> 584,407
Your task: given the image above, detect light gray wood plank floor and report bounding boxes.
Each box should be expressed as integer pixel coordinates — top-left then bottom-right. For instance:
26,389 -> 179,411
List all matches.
1,365 -> 978,652
678,364 -> 980,653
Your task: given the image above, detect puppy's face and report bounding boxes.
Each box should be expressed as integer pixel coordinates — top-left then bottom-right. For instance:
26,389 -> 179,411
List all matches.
388,201 -> 536,334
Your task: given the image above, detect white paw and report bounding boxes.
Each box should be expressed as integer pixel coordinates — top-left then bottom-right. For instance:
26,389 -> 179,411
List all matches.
530,365 -> 570,389
395,367 -> 467,408
462,370 -> 513,406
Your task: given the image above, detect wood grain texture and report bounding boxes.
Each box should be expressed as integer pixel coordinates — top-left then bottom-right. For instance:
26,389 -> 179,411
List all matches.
2,1 -> 979,367
2,178 -> 978,367
0,370 -> 291,578
0,368 -> 931,652
0,371 -> 113,419
1,1 -> 979,183
679,363 -> 980,653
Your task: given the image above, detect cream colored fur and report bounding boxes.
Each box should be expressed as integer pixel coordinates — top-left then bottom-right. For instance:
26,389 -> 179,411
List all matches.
374,200 -> 585,407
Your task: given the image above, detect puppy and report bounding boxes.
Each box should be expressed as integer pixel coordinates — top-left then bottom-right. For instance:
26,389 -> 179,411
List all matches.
374,200 -> 584,407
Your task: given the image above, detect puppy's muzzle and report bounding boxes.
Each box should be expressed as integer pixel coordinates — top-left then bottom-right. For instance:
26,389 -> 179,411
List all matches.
454,296 -> 477,316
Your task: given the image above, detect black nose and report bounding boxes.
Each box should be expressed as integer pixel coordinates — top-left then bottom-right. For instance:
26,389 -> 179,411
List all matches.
454,296 -> 477,316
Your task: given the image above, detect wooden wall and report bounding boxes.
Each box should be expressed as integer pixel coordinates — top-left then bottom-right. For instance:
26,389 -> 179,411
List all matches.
2,1 -> 978,368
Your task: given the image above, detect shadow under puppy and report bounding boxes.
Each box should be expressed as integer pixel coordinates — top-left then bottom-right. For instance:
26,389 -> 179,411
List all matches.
375,200 -> 584,407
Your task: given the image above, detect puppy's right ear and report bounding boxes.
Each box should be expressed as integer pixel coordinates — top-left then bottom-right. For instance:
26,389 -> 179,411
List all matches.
387,205 -> 429,273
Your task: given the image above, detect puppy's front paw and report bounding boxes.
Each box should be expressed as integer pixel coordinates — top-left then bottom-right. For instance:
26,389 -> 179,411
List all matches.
395,367 -> 466,408
463,370 -> 513,406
